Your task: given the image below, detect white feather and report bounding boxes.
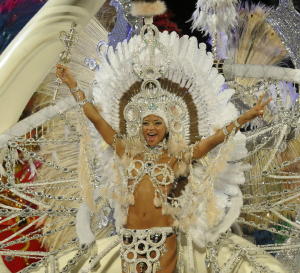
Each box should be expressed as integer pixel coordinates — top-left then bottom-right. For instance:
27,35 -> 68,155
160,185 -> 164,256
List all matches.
191,0 -> 238,35
76,203 -> 95,245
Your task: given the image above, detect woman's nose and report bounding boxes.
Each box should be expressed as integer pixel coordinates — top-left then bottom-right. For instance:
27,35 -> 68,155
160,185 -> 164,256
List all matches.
148,123 -> 155,129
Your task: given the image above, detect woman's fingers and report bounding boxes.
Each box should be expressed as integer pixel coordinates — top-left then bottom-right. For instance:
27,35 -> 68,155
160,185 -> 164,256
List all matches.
257,93 -> 265,105
56,65 -> 63,74
262,97 -> 272,107
56,64 -> 67,74
56,64 -> 69,81
256,93 -> 272,110
56,69 -> 64,79
56,64 -> 65,69
55,65 -> 76,88
256,97 -> 272,118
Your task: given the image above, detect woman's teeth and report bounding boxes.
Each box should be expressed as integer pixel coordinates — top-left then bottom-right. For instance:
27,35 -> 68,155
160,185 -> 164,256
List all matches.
147,133 -> 157,141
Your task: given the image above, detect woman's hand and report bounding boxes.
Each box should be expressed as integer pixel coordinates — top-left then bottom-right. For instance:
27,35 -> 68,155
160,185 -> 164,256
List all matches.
56,64 -> 77,88
243,94 -> 272,121
192,94 -> 271,159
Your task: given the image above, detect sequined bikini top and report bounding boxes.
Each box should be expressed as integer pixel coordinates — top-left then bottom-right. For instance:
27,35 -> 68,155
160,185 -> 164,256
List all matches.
125,158 -> 175,207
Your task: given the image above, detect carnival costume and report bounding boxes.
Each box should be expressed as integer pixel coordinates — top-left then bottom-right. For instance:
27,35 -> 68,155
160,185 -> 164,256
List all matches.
62,5 -> 283,273
0,0 -> 300,272
68,16 -> 287,270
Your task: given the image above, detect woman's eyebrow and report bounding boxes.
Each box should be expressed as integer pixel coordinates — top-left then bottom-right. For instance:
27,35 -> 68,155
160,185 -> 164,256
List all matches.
143,119 -> 162,122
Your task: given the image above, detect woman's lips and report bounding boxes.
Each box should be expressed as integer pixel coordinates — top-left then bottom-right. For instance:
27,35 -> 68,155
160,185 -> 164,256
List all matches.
146,133 -> 157,142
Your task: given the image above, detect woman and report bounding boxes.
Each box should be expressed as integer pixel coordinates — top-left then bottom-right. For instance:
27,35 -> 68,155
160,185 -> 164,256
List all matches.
56,63 -> 271,273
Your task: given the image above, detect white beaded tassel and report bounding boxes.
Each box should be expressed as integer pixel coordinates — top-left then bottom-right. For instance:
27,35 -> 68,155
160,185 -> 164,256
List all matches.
153,190 -> 162,207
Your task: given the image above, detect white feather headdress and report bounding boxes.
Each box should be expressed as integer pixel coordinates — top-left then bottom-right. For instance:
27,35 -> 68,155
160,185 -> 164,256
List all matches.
94,28 -> 238,142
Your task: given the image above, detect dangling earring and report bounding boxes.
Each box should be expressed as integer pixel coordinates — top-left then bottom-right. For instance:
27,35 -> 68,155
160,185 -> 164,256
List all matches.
162,138 -> 168,150
162,131 -> 169,150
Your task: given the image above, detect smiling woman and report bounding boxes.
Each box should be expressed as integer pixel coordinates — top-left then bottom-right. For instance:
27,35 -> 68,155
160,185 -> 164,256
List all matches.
55,35 -> 272,273
142,115 -> 167,146
1,0 -> 298,272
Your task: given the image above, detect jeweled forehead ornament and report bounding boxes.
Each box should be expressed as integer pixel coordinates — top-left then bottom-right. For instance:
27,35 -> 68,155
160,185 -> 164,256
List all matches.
124,79 -> 190,142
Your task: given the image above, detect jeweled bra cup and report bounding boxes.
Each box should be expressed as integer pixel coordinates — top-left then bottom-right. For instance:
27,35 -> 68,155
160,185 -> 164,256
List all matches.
126,160 -> 174,185
126,159 -> 175,207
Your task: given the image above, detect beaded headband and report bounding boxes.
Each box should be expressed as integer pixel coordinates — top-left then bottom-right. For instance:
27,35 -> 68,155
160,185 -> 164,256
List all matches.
124,79 -> 190,141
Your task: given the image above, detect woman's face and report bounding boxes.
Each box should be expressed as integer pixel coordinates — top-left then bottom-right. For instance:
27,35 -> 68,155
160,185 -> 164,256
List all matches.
142,115 -> 167,147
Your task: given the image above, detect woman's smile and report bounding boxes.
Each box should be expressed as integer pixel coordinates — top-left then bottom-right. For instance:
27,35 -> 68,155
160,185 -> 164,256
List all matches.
146,132 -> 159,143
142,115 -> 167,146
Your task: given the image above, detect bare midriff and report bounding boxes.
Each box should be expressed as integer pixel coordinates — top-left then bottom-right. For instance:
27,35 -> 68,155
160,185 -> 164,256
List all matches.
125,175 -> 174,229
123,153 -> 178,273
124,152 -> 176,229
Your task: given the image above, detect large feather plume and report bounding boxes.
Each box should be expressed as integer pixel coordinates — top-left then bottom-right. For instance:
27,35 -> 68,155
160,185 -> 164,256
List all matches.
228,4 -> 288,87
191,0 -> 239,35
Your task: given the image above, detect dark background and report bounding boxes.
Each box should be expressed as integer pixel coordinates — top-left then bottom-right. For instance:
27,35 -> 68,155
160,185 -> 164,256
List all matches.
0,0 -> 299,54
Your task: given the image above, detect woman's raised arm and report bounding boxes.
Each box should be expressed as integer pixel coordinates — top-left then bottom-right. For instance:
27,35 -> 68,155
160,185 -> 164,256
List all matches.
192,94 -> 271,159
56,64 -> 125,155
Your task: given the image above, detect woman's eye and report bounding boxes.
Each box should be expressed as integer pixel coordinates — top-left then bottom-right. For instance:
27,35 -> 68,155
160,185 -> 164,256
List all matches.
155,122 -> 162,125
142,122 -> 149,126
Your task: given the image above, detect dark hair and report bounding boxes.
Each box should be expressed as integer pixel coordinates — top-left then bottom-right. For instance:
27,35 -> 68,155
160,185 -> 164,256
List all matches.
168,176 -> 188,201
164,132 -> 169,140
